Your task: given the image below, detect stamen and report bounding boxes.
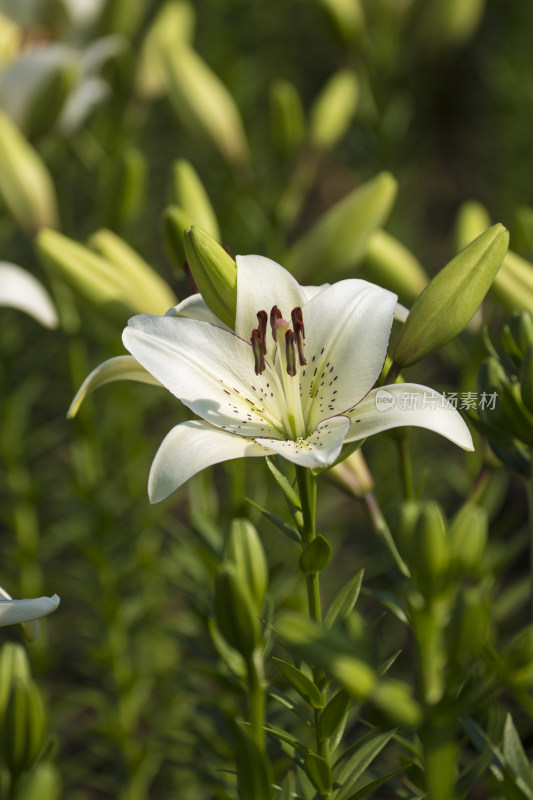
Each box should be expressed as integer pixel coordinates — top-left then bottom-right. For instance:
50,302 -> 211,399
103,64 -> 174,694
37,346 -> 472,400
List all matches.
285,330 -> 297,377
291,306 -> 306,366
270,306 -> 282,340
251,329 -> 266,375
183,261 -> 198,294
256,310 -> 268,354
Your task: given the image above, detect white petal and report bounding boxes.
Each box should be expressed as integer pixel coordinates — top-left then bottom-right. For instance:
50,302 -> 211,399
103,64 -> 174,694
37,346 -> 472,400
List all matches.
345,383 -> 474,451
123,315 -> 285,437
0,263 -> 58,328
302,284 -> 329,301
234,255 -> 307,339
300,279 -> 397,430
149,420 -> 271,502
256,415 -> 350,469
165,293 -> 230,329
394,302 -> 409,323
0,594 -> 60,627
68,355 -> 162,418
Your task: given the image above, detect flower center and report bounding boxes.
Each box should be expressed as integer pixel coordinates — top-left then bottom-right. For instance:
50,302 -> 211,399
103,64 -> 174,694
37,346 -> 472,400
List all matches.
251,306 -> 307,439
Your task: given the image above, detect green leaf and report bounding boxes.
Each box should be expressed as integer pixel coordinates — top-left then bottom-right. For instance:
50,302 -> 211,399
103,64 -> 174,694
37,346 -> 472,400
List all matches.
267,687 -> 314,726
265,457 -> 301,509
273,658 -> 324,709
324,570 -> 364,627
264,724 -> 308,755
245,498 -> 302,543
503,714 -> 533,793
317,689 -> 351,742
298,535 -> 332,574
334,729 -> 396,800
214,564 -> 259,656
342,764 -> 410,800
303,752 -> 332,795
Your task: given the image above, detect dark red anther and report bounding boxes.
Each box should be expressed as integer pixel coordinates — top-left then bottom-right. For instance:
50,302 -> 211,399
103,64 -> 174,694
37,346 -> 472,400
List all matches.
285,330 -> 297,377
183,261 -> 198,294
291,307 -> 306,366
270,306 -> 282,340
256,310 -> 268,354
224,246 -> 235,261
251,329 -> 266,375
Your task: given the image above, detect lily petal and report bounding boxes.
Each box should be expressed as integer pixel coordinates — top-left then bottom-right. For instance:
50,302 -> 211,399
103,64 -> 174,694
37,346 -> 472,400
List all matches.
0,593 -> 60,627
301,279 -> 397,430
345,383 -> 474,451
235,254 -> 307,338
165,292 -> 230,328
68,355 -> 162,418
256,415 -> 350,469
148,420 -> 271,502
394,302 -> 409,323
0,263 -> 58,328
123,315 -> 285,437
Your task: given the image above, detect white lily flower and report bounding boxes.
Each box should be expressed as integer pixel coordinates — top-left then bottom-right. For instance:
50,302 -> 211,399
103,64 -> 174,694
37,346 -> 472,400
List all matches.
119,255 -> 473,502
0,585 -> 60,642
0,262 -> 58,328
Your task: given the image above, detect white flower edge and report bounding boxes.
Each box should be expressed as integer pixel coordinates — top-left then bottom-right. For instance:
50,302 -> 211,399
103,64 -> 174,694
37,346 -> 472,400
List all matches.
0,263 -> 58,328
0,585 -> 60,643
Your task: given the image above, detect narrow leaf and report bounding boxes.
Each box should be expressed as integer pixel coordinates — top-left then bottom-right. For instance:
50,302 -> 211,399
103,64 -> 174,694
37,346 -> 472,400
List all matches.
266,457 -> 301,509
246,498 -> 302,543
324,570 -> 364,627
273,658 -> 324,709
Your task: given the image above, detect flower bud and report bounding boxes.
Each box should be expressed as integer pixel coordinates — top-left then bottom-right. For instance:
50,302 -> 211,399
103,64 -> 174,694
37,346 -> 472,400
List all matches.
163,205 -> 194,270
363,229 -> 428,302
95,0 -> 146,37
102,146 -> 147,230
329,449 -> 374,498
162,43 -> 249,167
309,69 -> 359,151
225,519 -> 268,610
269,79 -> 306,156
0,643 -> 31,718
0,108 -> 58,234
394,501 -> 421,563
137,0 -> 195,99
315,0 -> 365,44
393,224 -> 509,368
448,505 -> 487,574
168,160 -> 220,241
454,200 -> 491,251
0,679 -> 45,777
287,171 -> 397,280
512,205 -> 533,255
412,502 -> 449,597
447,586 -> 490,664
88,228 -> 176,314
214,564 -> 259,656
183,225 -> 237,327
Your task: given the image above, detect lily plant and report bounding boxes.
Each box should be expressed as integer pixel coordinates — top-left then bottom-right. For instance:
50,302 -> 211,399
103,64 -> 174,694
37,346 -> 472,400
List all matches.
70,254 -> 473,501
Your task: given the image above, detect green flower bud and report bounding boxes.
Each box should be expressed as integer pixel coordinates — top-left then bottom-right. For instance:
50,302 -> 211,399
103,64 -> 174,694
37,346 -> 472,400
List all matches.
137,0 -> 195,99
0,108 -> 59,234
309,69 -> 359,151
412,502 -> 449,597
95,0 -> 146,36
421,0 -> 486,48
269,79 -> 306,156
225,519 -> 268,610
168,160 -> 220,241
163,205 -> 195,270
395,501 -> 422,563
512,205 -> 533,255
521,345 -> 533,415
363,229 -> 428,302
448,505 -> 487,574
162,43 -> 249,167
315,0 -> 365,44
16,762 -> 61,800
287,171 -> 397,280
393,224 -> 509,368
330,449 -> 374,499
102,146 -> 147,230
448,586 -> 490,664
370,680 -> 422,728
214,564 -> 259,656
454,200 -> 491,251
0,643 -> 31,719
183,225 -> 237,327
0,679 -> 45,777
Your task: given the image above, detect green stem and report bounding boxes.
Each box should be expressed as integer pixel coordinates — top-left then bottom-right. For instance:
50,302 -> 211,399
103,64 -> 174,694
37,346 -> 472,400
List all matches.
246,652 -> 266,752
363,492 -> 411,577
397,437 -> 415,500
527,453 -> 533,622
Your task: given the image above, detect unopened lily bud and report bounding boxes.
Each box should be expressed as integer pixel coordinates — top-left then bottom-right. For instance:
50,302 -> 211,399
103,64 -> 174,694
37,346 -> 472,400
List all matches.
454,200 -> 491,251
0,643 -> 31,718
225,519 -> 268,610
17,762 -> 61,800
287,171 -> 397,280
169,160 -> 220,241
315,0 -> 365,44
412,502 -> 448,597
163,205 -> 194,269
309,69 -> 359,151
330,449 -> 374,498
513,205 -> 533,255
448,505 -> 487,574
102,146 -> 147,230
269,79 -> 306,156
137,0 -> 195,98
0,679 -> 45,777
394,501 -> 421,563
88,229 -> 177,314
448,586 -> 490,664
0,108 -> 58,234
520,346 -> 533,415
363,229 -> 428,302
422,0 -> 486,48
183,225 -> 237,327
162,43 -> 249,167
96,0 -> 145,37
214,564 -> 259,656
393,224 -> 509,368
